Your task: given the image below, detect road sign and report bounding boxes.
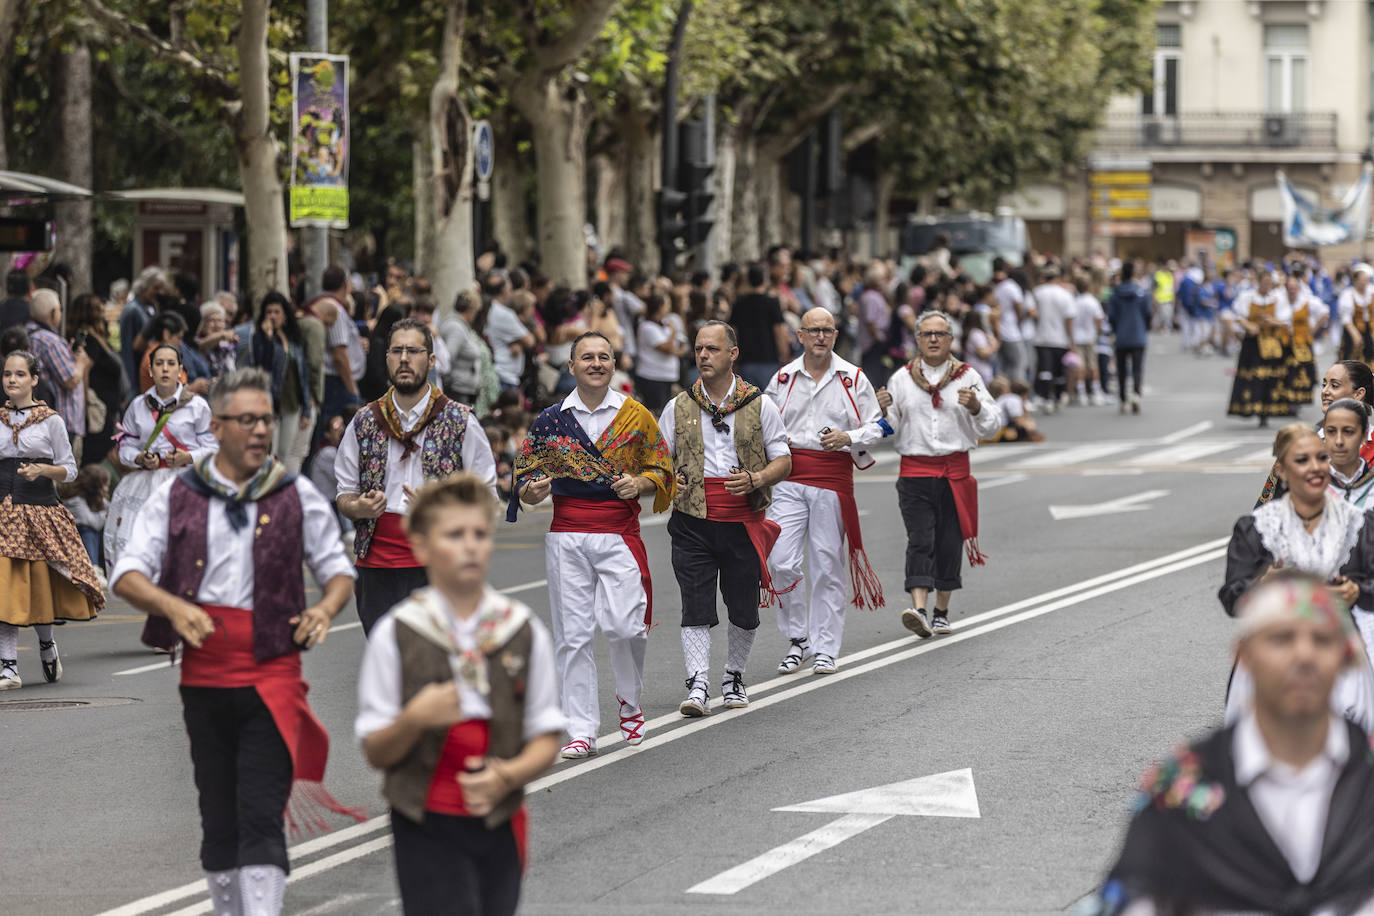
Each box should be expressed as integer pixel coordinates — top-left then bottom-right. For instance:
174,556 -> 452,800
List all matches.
1093,187 -> 1150,203
1049,489 -> 1170,520
1093,206 -> 1152,221
1094,221 -> 1155,238
1091,170 -> 1151,186
473,120 -> 494,183
687,769 -> 980,896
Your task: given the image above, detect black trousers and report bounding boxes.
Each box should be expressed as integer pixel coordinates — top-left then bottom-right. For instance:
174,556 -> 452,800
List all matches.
356,565 -> 430,636
391,810 -> 521,916
1034,346 -> 1068,401
181,685 -> 293,873
1115,346 -> 1145,399
667,510 -> 762,629
896,477 -> 963,593
634,376 -> 675,416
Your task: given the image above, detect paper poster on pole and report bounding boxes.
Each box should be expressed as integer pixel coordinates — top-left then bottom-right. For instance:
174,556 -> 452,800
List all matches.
289,52 -> 349,228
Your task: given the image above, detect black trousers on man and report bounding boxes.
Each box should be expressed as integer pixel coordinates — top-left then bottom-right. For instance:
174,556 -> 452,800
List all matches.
1034,345 -> 1068,402
668,511 -> 762,630
356,565 -> 430,635
391,810 -> 522,916
1115,346 -> 1146,399
896,477 -> 963,592
181,685 -> 294,873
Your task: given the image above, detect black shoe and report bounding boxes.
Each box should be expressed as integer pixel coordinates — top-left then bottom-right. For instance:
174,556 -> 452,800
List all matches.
39,639 -> 61,683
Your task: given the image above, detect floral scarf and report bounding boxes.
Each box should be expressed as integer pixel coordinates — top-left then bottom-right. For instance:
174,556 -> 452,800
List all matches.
907,359 -> 971,409
375,384 -> 449,458
0,400 -> 55,444
686,375 -> 762,425
186,453 -> 293,532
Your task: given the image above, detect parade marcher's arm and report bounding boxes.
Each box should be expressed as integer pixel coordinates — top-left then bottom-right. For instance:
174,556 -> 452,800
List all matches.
842,371 -> 887,447
964,381 -> 1003,439
20,416 -> 78,482
462,413 -> 500,496
1218,517 -> 1272,617
334,417 -> 385,519
293,478 -> 358,648
728,398 -> 793,495
357,617 -> 465,769
189,398 -> 220,460
1338,514 -> 1374,610
117,399 -> 147,467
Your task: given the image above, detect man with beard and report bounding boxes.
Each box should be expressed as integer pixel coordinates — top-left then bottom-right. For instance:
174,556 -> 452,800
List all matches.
336,318 -> 497,634
1092,576 -> 1374,915
510,331 -> 674,758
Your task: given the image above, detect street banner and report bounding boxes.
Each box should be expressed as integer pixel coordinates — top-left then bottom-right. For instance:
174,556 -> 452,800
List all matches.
1278,165 -> 1371,248
289,52 -> 349,228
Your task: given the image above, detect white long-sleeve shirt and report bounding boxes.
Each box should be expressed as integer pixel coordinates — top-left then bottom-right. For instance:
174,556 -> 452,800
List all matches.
764,354 -> 885,453
1234,288 -> 1292,327
657,376 -> 790,476
1340,285 -> 1374,326
109,459 -> 355,606
885,360 -> 1001,457
117,386 -> 218,466
335,387 -> 498,514
0,409 -> 77,481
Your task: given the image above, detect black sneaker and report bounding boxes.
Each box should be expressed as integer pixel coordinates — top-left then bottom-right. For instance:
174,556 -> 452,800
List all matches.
931,615 -> 952,635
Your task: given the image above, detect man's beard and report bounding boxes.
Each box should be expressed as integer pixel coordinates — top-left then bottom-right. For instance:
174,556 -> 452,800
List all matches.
391,373 -> 427,395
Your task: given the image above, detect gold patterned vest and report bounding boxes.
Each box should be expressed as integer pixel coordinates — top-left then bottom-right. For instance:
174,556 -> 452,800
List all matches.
671,392 -> 771,516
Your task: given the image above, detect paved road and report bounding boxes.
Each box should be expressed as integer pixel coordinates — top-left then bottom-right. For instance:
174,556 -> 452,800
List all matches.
1,337 -> 1290,914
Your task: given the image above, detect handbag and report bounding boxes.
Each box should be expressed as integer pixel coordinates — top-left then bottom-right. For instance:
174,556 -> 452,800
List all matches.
85,383 -> 107,432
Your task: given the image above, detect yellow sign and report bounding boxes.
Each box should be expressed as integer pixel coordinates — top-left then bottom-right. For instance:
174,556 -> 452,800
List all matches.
1093,187 -> 1150,203
1091,171 -> 1151,186
1093,205 -> 1152,221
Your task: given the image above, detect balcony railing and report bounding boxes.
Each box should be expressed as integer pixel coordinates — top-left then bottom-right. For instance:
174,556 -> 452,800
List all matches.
1095,111 -> 1338,151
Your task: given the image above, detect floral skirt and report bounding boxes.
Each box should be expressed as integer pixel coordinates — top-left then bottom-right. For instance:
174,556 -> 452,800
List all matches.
0,499 -> 103,626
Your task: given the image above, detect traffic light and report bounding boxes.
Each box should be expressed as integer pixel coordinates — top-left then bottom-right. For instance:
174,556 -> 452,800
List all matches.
680,161 -> 715,248
656,187 -> 689,250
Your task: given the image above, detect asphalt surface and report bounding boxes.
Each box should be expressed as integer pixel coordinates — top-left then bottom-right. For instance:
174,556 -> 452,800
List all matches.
0,335 -> 1286,915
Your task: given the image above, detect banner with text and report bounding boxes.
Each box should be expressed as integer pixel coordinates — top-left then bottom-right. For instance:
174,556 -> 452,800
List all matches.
289,53 -> 349,228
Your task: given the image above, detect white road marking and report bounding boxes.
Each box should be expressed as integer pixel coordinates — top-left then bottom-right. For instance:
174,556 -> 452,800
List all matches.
687,813 -> 893,895
1239,447 -> 1277,464
1123,442 -> 1234,466
96,537 -> 1230,915
1081,468 -> 1144,477
1049,490 -> 1170,520
1008,443 -> 1135,469
1158,420 -> 1214,444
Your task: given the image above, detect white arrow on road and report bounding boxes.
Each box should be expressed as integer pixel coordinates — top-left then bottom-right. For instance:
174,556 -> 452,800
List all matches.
686,769 -> 980,896
1049,489 -> 1169,521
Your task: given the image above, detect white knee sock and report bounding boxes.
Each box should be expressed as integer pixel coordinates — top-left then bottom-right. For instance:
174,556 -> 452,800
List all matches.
0,622 -> 16,660
239,865 -> 286,916
35,624 -> 54,660
206,869 -> 241,916
726,624 -> 755,674
682,626 -> 710,678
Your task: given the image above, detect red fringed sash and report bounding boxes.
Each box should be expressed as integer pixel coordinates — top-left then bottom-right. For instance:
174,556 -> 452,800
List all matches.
788,449 -> 885,609
899,453 -> 988,566
703,479 -> 798,606
551,495 -> 654,626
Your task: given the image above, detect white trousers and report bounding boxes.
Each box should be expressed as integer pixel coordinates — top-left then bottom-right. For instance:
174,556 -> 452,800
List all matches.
545,531 -> 648,739
767,480 -> 848,658
274,409 -> 311,474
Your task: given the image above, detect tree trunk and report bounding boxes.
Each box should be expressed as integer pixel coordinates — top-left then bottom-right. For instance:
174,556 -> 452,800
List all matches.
235,0 -> 289,303
413,136 -> 436,279
620,111 -> 657,270
514,77 -> 589,288
490,123 -> 530,266
757,154 -> 783,251
730,128 -> 759,262
423,0 -> 473,317
591,151 -> 624,257
54,45 -> 93,294
711,118 -> 737,270
875,170 -> 898,258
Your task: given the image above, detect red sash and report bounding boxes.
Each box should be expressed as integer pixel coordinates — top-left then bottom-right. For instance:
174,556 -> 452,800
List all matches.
704,479 -> 796,605
899,453 -> 988,566
357,511 -> 419,568
788,449 -> 885,609
550,495 -> 654,626
179,606 -> 365,834
425,710 -> 529,869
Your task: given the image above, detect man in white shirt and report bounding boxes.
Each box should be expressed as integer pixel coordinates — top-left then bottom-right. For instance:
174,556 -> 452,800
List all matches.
308,266 -> 366,446
336,319 -> 497,634
1095,576 -> 1374,913
659,321 -> 792,715
992,258 -> 1029,384
885,311 -> 1001,638
483,272 -> 535,391
1031,266 -> 1074,413
764,308 -> 890,676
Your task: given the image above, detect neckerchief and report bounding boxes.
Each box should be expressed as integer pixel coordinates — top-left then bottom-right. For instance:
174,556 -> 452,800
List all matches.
0,400 -> 55,445
687,376 -> 762,431
373,384 -> 448,458
907,359 -> 970,409
143,388 -> 196,451
395,587 -> 530,697
183,454 -> 293,531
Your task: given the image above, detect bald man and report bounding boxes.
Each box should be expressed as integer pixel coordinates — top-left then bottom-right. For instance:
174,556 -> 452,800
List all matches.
763,308 -> 891,676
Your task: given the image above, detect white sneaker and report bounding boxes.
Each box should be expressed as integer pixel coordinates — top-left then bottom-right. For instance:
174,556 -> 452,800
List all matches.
679,674 -> 711,717
0,659 -> 19,690
901,608 -> 933,639
813,654 -> 837,675
721,670 -> 749,709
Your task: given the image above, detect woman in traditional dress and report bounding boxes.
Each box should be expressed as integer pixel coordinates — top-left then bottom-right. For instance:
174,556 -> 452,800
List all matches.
1339,263 -> 1374,369
1280,266 -> 1322,411
1257,359 -> 1374,505
1226,268 -> 1293,426
104,343 -> 217,571
1221,423 -> 1374,729
1324,398 -> 1374,508
0,351 -> 105,689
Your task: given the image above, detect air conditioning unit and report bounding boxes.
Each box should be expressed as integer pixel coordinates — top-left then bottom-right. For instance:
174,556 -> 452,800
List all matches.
1264,115 -> 1299,147
1142,120 -> 1164,145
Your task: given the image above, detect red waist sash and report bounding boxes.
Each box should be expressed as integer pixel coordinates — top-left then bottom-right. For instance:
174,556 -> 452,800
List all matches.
704,479 -> 794,604
788,449 -> 884,609
358,511 -> 419,568
180,606 -> 365,833
550,495 -> 654,626
425,719 -> 528,868
899,453 -> 988,566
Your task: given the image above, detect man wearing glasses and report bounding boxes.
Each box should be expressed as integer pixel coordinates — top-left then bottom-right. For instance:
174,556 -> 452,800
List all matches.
658,321 -> 792,715
885,311 -> 1001,638
764,308 -> 892,676
336,318 -> 497,634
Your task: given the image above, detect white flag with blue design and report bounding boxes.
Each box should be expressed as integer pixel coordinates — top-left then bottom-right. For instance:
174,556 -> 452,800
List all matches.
1278,165 -> 1372,247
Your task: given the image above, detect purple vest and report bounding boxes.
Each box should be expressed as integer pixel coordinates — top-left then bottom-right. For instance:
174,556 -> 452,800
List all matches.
352,397 -> 472,559
140,476 -> 306,662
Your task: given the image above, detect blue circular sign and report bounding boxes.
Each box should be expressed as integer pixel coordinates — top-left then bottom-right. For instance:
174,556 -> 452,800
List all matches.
474,121 -> 494,183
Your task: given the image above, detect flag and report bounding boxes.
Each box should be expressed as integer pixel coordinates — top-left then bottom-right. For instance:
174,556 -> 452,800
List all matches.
1278,165 -> 1372,247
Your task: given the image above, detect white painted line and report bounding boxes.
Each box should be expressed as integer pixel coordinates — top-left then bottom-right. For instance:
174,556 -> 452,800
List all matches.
499,579 -> 548,595
1081,468 -> 1145,477
1049,490 -> 1169,521
111,656 -> 180,677
980,473 -> 1029,490
331,622 -> 361,634
1239,447 -> 1276,464
1124,442 -> 1234,466
1158,420 -> 1214,444
1009,443 -> 1134,469
687,813 -> 893,895
97,536 -> 1231,915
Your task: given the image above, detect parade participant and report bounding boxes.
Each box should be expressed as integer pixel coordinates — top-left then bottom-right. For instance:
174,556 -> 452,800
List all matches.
1339,262 -> 1374,368
105,343 -> 218,572
1324,398 -> 1374,508
1281,266 -> 1322,409
1220,424 -> 1374,730
1256,359 -> 1374,505
356,475 -> 564,916
1227,267 -> 1293,425
659,320 -> 791,716
764,307 -> 889,676
510,331 -> 673,758
1092,577 -> 1374,915
885,311 -> 1001,638
110,369 -> 360,916
0,351 -> 104,690
336,318 -> 497,635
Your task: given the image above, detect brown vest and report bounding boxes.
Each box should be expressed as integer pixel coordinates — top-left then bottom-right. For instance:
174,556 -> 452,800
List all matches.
671,391 -> 771,516
382,617 -> 532,828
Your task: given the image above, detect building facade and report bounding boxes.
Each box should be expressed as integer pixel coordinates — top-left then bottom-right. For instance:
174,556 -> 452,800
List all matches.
1004,0 -> 1373,264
